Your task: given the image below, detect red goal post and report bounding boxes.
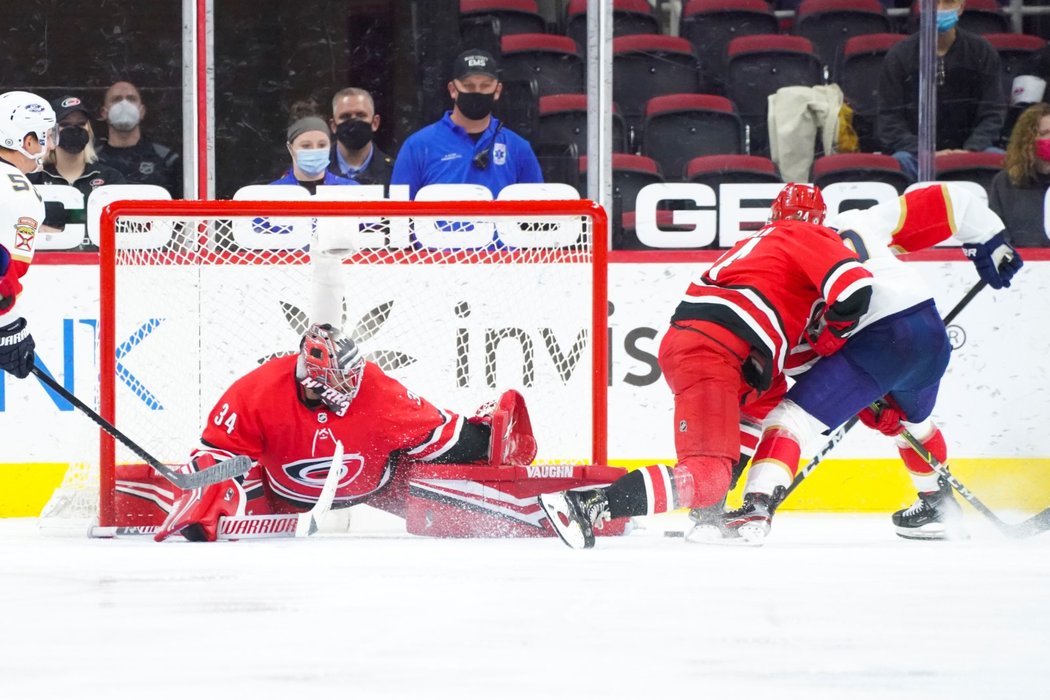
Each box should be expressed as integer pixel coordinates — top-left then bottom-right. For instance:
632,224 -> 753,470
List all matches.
96,198 -> 608,527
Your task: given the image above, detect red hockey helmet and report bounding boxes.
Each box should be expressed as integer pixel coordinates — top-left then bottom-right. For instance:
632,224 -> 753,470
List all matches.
770,183 -> 827,225
296,323 -> 365,416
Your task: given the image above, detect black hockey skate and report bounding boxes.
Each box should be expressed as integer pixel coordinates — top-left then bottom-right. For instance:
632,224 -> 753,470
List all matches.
892,478 -> 968,540
723,486 -> 786,544
538,488 -> 610,549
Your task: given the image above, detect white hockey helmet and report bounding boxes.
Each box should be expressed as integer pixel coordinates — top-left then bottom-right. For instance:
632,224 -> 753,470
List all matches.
295,323 -> 366,417
0,91 -> 57,166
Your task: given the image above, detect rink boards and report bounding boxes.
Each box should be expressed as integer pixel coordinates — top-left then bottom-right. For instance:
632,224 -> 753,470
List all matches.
2,253 -> 1048,516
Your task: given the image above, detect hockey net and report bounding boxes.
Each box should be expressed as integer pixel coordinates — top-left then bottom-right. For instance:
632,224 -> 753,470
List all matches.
43,199 -> 607,528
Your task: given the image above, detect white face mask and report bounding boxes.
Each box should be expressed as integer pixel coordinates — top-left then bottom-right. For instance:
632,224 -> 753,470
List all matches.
107,99 -> 141,131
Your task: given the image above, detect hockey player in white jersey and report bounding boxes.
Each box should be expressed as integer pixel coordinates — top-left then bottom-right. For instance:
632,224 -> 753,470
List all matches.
0,91 -> 54,379
691,183 -> 1023,543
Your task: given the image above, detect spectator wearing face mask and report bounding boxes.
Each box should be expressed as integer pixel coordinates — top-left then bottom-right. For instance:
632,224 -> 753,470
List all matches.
28,95 -> 125,250
390,49 -> 543,199
328,88 -> 394,186
270,116 -> 356,194
989,102 -> 1050,247
877,0 -> 1005,182
96,81 -> 183,198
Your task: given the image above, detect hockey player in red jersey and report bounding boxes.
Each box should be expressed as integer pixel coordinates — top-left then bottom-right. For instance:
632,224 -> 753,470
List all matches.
155,322 -> 538,541
0,91 -> 56,379
704,183 -> 1023,544
537,184 -> 876,549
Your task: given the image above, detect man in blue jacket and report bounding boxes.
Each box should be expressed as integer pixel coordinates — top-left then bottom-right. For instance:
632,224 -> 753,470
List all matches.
391,49 -> 543,199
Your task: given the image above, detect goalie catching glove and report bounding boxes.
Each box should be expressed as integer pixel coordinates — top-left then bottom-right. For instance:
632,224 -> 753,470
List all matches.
155,454 -> 247,542
469,389 -> 537,465
962,232 -> 1023,289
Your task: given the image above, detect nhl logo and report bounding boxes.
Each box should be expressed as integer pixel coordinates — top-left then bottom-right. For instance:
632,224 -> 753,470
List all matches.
493,143 -> 506,166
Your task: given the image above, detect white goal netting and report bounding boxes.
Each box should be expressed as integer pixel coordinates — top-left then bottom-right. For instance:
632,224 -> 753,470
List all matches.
44,199 -> 608,527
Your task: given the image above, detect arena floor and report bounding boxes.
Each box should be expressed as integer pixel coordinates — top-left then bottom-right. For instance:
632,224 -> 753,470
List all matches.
2,511 -> 1048,699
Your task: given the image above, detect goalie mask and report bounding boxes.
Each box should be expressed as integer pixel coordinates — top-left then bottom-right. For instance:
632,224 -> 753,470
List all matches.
295,323 -> 365,417
770,183 -> 827,226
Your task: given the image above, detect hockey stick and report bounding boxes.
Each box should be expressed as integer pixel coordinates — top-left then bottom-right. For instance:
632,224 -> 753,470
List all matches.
31,366 -> 250,490
898,428 -> 1050,539
772,279 -> 989,509
90,440 -> 344,540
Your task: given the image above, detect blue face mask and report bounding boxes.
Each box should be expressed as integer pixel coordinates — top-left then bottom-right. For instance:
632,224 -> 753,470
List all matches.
294,147 -> 330,177
936,8 -> 959,33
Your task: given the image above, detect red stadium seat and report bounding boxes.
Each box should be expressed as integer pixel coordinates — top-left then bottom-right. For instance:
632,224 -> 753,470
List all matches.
565,0 -> 659,52
613,34 -> 701,132
641,94 -> 744,180
811,153 -> 910,193
795,0 -> 891,75
679,0 -> 779,95
840,33 -> 907,151
726,35 -> 823,156
934,151 -> 1005,196
500,33 -> 584,98
685,154 -> 781,186
538,93 -> 627,154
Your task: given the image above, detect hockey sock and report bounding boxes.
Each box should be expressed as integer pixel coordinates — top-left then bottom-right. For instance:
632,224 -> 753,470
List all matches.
604,464 -> 678,519
744,426 -> 800,495
897,427 -> 947,493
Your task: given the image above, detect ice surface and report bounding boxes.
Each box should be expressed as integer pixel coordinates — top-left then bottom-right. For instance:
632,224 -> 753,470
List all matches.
2,512 -> 1049,699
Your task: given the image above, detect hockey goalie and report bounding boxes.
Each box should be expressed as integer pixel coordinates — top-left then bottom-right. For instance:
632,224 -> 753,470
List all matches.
117,322 -> 626,542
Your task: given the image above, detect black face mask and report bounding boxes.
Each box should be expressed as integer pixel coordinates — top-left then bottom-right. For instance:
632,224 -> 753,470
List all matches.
59,126 -> 90,154
455,91 -> 496,121
336,119 -> 374,151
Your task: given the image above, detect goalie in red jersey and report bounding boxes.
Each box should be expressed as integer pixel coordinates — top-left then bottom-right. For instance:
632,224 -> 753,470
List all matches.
155,322 -> 537,542
538,185 -> 876,549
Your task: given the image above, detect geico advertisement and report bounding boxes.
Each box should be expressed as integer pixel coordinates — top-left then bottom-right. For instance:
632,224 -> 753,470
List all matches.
2,261 -> 1046,463
35,179 -> 1039,250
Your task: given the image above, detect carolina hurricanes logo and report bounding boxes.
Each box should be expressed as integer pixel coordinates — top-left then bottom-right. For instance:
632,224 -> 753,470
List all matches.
14,217 -> 37,251
267,453 -> 376,507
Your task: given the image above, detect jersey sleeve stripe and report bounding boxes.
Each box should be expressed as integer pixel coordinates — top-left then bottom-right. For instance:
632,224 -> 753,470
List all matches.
406,410 -> 465,462
821,259 -> 872,302
677,281 -> 788,367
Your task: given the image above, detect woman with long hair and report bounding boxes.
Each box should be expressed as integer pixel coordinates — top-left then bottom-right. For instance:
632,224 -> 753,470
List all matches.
989,102 -> 1050,247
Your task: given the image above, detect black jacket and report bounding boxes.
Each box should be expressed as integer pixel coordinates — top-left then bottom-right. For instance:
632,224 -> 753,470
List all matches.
877,29 -> 1005,153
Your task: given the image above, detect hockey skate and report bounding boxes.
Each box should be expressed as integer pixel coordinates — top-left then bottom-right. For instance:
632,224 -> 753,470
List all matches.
685,496 -> 743,544
892,478 -> 968,540
723,486 -> 786,544
538,488 -> 610,549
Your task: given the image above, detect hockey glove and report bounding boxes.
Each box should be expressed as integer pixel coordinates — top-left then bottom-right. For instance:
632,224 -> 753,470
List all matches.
857,396 -> 906,437
0,317 -> 35,379
962,232 -> 1023,289
803,304 -> 854,357
155,455 -> 247,542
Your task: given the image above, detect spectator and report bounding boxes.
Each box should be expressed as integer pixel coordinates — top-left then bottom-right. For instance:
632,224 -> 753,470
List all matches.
96,81 -> 182,198
271,116 -> 356,194
328,87 -> 394,186
989,102 -> 1050,246
877,0 -> 1005,182
391,49 -> 543,199
29,95 -> 126,250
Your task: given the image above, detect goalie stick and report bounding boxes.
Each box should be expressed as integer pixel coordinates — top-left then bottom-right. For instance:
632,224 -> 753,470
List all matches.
90,440 -> 344,540
770,279 -> 989,510
31,366 -> 250,490
898,427 -> 1050,539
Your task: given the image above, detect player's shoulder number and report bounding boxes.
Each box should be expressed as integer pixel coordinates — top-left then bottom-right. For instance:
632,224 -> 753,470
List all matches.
214,402 -> 238,434
6,173 -> 32,193
837,228 -> 871,262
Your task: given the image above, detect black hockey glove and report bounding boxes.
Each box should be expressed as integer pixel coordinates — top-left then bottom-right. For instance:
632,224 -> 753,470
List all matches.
0,317 -> 35,378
